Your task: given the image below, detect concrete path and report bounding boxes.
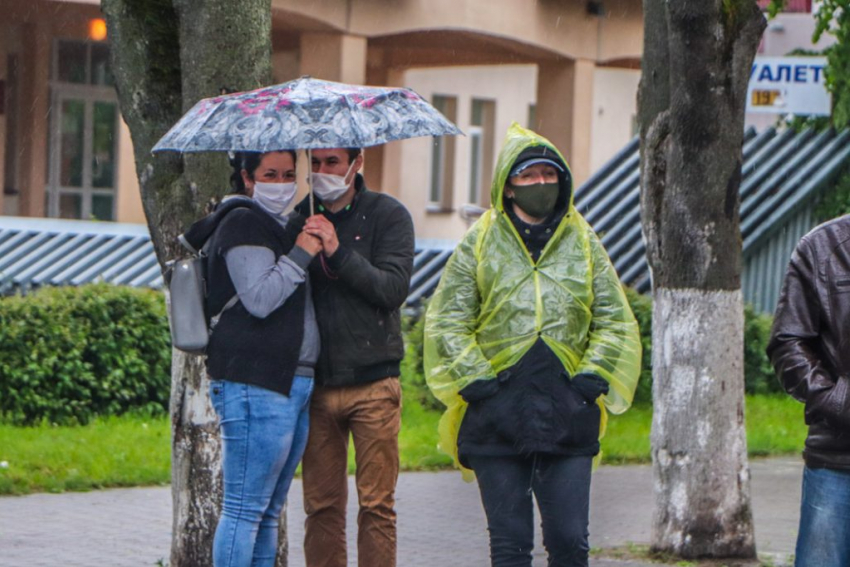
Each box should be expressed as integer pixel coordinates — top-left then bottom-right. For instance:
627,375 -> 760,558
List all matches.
0,457 -> 802,566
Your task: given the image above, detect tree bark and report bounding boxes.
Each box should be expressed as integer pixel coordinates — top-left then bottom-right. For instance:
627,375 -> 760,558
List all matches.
102,1 -> 274,565
638,0 -> 766,559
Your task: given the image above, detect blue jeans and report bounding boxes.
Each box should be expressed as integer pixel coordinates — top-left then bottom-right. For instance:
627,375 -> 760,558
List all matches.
795,465 -> 850,567
468,453 -> 593,567
210,376 -> 314,567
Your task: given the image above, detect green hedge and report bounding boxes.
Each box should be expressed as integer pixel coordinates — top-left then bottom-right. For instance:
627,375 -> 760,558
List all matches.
1,282 -> 778,424
0,284 -> 171,425
402,289 -> 780,408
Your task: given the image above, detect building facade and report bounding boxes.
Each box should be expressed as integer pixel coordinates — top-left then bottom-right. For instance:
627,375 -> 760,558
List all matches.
2,0 -> 643,241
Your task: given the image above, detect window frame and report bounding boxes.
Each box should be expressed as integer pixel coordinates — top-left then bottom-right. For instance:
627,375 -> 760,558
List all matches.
47,39 -> 119,221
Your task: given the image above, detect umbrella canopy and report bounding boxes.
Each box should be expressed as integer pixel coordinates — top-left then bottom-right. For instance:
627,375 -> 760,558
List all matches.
152,76 -> 462,153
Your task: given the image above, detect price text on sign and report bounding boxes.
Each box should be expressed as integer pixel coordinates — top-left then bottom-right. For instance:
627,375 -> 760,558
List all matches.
751,90 -> 781,107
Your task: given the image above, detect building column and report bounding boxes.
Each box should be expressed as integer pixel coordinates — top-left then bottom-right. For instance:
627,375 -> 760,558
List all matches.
18,22 -> 50,217
299,32 -> 367,84
360,55 -> 404,197
299,33 -> 384,194
535,58 -> 596,186
0,39 -> 8,215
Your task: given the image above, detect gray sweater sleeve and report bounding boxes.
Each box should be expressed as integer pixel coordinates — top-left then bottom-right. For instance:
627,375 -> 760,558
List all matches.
224,245 -> 313,319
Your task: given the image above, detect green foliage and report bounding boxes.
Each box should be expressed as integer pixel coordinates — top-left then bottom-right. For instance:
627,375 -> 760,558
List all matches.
0,284 -> 171,426
768,0 -> 850,129
814,167 -> 850,221
765,0 -> 786,19
814,0 -> 850,129
400,300 -> 443,412
625,288 -> 654,405
721,0 -> 757,30
744,304 -> 782,395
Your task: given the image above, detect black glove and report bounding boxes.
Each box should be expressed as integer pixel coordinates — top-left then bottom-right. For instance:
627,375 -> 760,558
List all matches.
459,376 -> 501,403
570,373 -> 609,402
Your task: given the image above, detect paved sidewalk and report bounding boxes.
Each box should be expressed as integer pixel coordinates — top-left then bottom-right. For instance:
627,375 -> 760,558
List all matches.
0,457 -> 801,566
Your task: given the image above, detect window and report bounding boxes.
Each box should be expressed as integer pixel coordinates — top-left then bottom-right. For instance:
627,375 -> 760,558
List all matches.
527,103 -> 537,131
54,39 -> 114,87
4,54 -> 20,206
429,95 -> 457,212
468,99 -> 495,207
47,40 -> 118,221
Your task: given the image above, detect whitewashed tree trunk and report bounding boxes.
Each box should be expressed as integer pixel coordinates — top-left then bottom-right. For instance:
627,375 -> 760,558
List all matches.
102,1 -> 276,565
169,349 -> 222,564
638,0 -> 766,559
651,289 -> 752,556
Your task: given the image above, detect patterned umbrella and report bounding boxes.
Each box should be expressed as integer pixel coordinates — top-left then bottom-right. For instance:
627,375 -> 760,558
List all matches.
152,76 -> 462,153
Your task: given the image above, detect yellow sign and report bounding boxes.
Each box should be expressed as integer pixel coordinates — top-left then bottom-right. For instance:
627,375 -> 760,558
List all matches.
751,89 -> 781,107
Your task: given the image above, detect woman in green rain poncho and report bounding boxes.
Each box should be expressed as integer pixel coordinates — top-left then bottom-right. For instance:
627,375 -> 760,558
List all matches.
424,123 -> 641,567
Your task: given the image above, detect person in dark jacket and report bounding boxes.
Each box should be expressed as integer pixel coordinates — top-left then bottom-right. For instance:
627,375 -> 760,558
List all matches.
768,214 -> 850,567
186,150 -> 323,567
296,147 -> 414,567
424,124 -> 641,567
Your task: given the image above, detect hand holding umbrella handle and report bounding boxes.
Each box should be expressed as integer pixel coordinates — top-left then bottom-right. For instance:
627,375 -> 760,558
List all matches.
304,215 -> 340,257
307,148 -> 314,216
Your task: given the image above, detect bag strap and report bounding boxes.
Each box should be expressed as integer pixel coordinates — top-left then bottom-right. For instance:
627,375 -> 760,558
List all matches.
177,233 -> 199,255
210,293 -> 239,330
178,197 -> 289,331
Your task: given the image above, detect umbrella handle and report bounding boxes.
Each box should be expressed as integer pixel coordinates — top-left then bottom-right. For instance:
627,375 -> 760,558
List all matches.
307,148 -> 314,216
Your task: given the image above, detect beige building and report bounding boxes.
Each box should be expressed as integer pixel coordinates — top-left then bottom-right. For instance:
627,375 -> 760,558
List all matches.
2,0 -> 643,241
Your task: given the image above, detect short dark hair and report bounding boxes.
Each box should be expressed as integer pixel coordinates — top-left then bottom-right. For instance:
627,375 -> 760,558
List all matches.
229,150 -> 296,194
345,148 -> 362,164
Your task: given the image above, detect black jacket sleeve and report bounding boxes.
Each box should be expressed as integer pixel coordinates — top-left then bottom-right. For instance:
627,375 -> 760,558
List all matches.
326,200 -> 415,311
767,237 -> 850,427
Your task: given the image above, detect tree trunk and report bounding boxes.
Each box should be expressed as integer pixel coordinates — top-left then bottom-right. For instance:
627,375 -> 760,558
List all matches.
102,1 -> 274,565
638,0 -> 766,559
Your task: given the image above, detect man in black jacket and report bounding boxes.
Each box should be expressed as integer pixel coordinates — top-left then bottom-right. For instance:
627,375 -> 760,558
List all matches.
297,147 -> 414,567
768,214 -> 850,567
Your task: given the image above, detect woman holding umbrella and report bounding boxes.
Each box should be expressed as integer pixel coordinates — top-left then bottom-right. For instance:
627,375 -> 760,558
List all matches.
187,149 -> 322,567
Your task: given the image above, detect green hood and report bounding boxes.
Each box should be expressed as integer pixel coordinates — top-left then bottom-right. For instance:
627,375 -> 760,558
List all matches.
491,122 -> 573,214
424,123 -> 642,478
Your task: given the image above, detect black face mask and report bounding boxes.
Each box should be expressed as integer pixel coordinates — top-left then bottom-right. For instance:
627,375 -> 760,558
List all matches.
508,182 -> 559,219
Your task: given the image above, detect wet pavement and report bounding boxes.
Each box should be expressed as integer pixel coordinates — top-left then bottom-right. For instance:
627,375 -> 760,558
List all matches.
0,457 -> 801,566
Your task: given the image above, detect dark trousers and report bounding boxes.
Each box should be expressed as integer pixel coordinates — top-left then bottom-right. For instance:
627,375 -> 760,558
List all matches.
468,453 -> 593,567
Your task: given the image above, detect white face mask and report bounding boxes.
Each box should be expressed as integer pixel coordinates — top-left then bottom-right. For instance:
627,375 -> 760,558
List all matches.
252,181 -> 297,216
311,160 -> 357,203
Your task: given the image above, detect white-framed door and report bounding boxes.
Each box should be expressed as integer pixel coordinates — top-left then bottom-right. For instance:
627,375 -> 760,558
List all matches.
47,39 -> 119,221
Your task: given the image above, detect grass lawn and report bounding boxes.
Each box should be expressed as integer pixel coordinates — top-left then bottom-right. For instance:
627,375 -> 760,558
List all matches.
0,414 -> 170,496
0,395 -> 805,495
601,394 -> 806,464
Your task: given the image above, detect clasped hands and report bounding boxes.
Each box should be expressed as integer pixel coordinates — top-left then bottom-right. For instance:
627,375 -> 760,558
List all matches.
296,215 -> 339,257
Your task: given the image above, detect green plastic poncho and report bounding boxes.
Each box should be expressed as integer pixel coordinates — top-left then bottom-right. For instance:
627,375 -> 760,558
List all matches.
424,123 -> 642,479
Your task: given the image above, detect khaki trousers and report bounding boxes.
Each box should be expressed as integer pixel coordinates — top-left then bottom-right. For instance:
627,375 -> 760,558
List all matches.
302,377 -> 401,567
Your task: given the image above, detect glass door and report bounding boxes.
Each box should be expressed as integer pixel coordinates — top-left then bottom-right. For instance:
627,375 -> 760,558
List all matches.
49,90 -> 118,221
47,39 -> 118,221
